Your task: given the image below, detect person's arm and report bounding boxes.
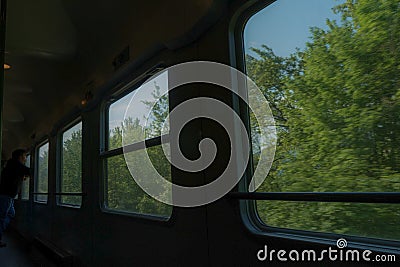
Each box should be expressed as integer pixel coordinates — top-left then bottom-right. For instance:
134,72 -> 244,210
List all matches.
22,165 -> 30,180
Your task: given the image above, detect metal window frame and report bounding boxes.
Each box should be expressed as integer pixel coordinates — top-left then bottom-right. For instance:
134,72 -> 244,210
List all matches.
57,119 -> 84,208
33,140 -> 50,204
99,66 -> 172,221
18,153 -> 31,201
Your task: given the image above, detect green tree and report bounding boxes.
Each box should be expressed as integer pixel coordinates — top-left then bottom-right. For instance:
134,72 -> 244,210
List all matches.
106,81 -> 172,217
61,128 -> 82,206
37,145 -> 49,202
248,0 -> 400,240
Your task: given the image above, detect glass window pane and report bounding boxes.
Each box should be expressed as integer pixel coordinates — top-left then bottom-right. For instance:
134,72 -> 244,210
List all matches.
21,154 -> 30,200
257,201 -> 400,241
244,0 -> 400,239
60,122 -> 82,206
105,145 -> 172,218
108,71 -> 169,150
36,143 -> 49,203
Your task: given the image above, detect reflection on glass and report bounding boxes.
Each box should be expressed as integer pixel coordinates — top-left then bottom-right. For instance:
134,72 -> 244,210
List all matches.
36,143 -> 49,203
60,122 -> 82,206
245,0 -> 400,239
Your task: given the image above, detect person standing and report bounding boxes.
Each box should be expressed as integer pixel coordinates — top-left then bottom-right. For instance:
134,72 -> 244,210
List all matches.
0,149 -> 30,247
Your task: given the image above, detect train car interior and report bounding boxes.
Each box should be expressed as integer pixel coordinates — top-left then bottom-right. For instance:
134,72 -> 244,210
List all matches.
0,0 -> 399,266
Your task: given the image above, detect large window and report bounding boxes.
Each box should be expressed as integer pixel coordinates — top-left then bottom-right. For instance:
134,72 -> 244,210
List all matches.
35,142 -> 49,203
21,154 -> 30,200
103,70 -> 172,218
243,0 -> 400,240
59,121 -> 82,207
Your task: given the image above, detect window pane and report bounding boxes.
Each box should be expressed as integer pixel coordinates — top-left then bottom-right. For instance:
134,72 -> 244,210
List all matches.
36,143 -> 49,203
105,145 -> 172,217
108,71 -> 169,150
245,0 -> 400,239
21,154 -> 30,200
257,201 -> 400,241
60,122 -> 82,206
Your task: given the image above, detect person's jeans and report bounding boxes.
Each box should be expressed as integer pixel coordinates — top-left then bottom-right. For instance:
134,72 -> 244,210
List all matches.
0,195 -> 15,241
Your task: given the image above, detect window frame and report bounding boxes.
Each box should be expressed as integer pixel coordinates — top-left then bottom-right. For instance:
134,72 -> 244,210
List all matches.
99,65 -> 173,221
56,118 -> 83,208
20,152 -> 31,201
230,0 -> 400,251
34,139 -> 50,204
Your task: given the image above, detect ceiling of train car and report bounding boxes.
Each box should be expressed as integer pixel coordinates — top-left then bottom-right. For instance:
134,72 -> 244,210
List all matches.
2,0 -> 218,158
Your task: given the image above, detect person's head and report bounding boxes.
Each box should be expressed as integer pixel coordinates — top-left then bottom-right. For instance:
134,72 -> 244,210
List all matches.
12,149 -> 27,164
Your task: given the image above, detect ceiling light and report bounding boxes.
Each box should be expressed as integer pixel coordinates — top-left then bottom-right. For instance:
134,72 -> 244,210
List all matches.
3,63 -> 11,70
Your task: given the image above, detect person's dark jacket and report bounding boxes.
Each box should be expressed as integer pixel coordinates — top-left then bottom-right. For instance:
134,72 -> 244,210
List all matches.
0,159 -> 30,198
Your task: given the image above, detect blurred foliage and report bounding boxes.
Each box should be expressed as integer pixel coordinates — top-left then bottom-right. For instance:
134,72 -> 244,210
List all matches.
247,0 -> 400,240
61,126 -> 82,206
106,146 -> 171,217
106,82 -> 172,217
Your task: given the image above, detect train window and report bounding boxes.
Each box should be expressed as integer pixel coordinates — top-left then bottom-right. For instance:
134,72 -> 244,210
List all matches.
103,70 -> 172,218
59,121 -> 82,207
242,0 -> 400,241
20,154 -> 30,200
35,142 -> 49,203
